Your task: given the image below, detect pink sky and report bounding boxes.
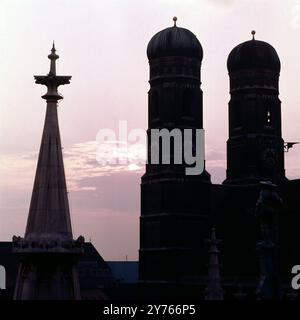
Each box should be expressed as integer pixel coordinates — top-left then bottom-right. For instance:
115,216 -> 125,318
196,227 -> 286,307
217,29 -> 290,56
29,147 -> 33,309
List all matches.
1,0 -> 300,260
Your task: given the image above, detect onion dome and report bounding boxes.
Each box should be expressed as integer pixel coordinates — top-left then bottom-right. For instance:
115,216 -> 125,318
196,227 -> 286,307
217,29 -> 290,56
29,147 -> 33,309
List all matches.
147,17 -> 203,61
227,31 -> 280,73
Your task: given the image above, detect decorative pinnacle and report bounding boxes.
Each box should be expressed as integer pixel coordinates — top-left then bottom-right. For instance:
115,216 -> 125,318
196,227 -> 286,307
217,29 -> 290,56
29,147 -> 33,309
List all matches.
251,30 -> 256,40
34,43 -> 71,101
173,16 -> 177,27
206,227 -> 222,249
48,41 -> 59,75
208,228 -> 219,246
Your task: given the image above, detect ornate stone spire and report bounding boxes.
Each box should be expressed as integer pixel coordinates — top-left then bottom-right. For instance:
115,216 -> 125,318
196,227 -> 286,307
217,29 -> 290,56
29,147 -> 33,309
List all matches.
34,42 -> 71,102
24,44 -> 72,240
205,228 -> 224,300
13,44 -> 84,300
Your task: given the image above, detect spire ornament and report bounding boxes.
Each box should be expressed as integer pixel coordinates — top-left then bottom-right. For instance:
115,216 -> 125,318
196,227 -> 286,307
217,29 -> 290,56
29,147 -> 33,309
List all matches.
173,16 -> 177,27
34,44 -> 71,101
48,41 -> 59,75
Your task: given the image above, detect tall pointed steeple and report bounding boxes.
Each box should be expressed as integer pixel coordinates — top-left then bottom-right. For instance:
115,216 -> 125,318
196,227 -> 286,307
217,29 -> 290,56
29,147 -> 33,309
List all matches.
25,42 -> 72,240
205,228 -> 224,300
13,44 -> 84,300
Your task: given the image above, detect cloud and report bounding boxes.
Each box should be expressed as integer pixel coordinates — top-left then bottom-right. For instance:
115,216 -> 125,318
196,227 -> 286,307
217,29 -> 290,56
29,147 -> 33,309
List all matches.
63,140 -> 144,192
1,139 -> 300,259
0,140 -> 142,259
0,140 -> 144,193
0,140 -> 143,212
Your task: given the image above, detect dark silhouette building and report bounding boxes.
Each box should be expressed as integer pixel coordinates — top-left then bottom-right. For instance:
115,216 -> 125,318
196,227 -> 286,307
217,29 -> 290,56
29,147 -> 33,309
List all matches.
139,18 -> 212,296
1,20 -> 299,301
139,20 -> 300,300
224,31 -> 286,185
0,242 -> 120,300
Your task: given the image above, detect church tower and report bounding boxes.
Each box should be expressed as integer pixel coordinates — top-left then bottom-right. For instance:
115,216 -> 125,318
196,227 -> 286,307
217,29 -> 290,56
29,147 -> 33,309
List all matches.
13,44 -> 84,300
139,18 -> 211,287
223,31 -> 286,185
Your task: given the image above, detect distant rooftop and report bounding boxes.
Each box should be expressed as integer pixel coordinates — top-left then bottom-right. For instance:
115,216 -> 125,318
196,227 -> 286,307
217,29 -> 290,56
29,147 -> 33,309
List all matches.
107,261 -> 138,284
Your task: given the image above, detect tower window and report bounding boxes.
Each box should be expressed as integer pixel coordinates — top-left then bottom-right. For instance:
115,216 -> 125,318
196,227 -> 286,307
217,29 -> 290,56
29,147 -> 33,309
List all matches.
267,111 -> 271,123
265,106 -> 272,125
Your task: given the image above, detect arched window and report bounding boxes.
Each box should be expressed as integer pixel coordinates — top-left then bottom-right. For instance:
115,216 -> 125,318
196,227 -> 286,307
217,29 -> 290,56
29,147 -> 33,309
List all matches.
0,265 -> 6,290
265,106 -> 272,125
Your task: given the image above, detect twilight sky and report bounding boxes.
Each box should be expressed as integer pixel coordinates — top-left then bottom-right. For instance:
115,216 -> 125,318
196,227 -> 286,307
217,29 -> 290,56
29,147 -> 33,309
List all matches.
1,0 -> 300,260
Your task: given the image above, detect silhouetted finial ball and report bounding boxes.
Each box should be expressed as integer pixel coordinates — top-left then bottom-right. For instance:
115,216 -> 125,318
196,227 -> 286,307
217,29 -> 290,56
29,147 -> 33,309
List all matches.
251,30 -> 256,39
173,16 -> 177,26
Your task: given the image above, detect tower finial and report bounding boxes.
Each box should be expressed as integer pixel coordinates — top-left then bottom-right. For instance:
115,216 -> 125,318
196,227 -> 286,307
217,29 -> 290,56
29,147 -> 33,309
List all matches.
48,41 -> 59,75
35,44 -> 71,101
52,41 -> 55,52
173,16 -> 177,27
251,30 -> 256,40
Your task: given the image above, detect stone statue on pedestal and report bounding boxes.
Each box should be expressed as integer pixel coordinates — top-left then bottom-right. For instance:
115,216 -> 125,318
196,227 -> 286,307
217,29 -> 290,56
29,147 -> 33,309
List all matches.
255,181 -> 282,300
